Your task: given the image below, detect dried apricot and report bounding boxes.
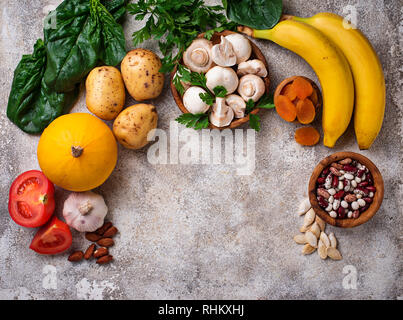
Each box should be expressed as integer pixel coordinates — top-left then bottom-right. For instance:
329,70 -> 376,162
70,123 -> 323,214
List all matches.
295,127 -> 320,146
282,83 -> 297,101
292,77 -> 313,100
296,99 -> 316,124
275,95 -> 297,122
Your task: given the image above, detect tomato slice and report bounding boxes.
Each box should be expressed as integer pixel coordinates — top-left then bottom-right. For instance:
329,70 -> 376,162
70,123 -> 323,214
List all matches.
29,216 -> 72,254
8,170 -> 55,228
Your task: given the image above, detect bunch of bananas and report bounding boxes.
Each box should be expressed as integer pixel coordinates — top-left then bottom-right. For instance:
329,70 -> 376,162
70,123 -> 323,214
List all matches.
239,13 -> 385,149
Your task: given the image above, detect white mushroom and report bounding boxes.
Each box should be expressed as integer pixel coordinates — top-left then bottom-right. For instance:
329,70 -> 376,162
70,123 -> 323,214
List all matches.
211,36 -> 237,67
205,66 -> 239,94
237,59 -> 268,77
209,97 -> 234,127
226,94 -> 246,118
63,191 -> 108,232
225,33 -> 252,64
238,74 -> 266,102
182,86 -> 210,114
183,38 -> 214,73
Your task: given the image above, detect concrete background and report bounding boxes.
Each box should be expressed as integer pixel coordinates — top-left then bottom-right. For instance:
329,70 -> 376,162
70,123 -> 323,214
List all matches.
0,0 -> 401,300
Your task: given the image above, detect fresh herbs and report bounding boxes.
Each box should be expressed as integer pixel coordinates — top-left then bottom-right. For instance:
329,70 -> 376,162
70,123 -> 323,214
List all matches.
245,94 -> 275,131
223,0 -> 283,29
128,0 -> 237,72
7,0 -> 127,133
175,113 -> 210,130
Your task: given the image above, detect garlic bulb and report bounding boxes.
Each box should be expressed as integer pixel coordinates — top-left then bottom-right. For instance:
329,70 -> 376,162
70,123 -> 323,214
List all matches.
183,38 -> 214,73
63,191 -> 108,232
237,74 -> 266,102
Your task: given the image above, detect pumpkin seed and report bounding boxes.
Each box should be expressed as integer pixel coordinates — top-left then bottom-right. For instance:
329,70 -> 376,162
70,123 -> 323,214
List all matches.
320,232 -> 331,248
327,247 -> 342,260
310,222 -> 321,238
293,234 -> 307,244
318,239 -> 327,259
297,198 -> 311,216
305,231 -> 318,248
315,215 -> 326,232
329,232 -> 337,248
303,208 -> 315,227
302,244 -> 316,255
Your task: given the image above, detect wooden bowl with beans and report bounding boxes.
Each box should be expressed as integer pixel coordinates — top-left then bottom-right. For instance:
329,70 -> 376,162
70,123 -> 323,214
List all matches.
308,152 -> 384,228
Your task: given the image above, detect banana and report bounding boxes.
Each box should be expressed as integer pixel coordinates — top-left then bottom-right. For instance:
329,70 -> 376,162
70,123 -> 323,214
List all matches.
293,13 -> 385,150
239,20 -> 354,148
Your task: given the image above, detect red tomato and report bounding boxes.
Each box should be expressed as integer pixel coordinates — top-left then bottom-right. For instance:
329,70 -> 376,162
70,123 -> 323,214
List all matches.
29,216 -> 72,254
8,170 -> 55,228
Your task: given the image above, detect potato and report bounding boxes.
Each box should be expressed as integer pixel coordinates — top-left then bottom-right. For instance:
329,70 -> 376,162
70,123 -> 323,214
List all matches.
121,49 -> 164,101
113,104 -> 158,149
86,66 -> 125,120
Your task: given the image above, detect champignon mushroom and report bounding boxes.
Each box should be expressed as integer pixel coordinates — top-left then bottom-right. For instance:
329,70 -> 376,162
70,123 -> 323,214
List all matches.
183,38 -> 214,73
211,36 -> 237,67
226,94 -> 246,118
182,86 -> 210,114
237,59 -> 268,77
225,33 -> 252,64
209,97 -> 234,127
205,66 -> 239,94
238,74 -> 266,102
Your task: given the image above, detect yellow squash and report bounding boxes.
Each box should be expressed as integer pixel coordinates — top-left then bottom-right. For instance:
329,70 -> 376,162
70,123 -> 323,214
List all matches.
37,113 -> 118,192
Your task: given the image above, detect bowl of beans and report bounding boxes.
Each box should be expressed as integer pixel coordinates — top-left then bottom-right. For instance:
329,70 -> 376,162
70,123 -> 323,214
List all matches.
308,152 -> 384,228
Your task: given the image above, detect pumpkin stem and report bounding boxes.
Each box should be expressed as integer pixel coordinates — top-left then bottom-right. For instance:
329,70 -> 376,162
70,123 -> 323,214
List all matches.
71,146 -> 84,158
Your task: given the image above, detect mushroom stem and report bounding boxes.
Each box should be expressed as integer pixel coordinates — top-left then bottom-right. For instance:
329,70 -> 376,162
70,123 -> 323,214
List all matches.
71,146 -> 83,158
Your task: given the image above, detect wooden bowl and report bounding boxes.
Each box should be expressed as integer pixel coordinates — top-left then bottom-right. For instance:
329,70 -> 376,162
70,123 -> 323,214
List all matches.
308,152 -> 384,228
274,76 -> 322,115
170,30 -> 270,129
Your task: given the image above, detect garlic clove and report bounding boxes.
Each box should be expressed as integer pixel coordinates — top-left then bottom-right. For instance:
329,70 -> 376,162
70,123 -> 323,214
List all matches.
63,191 -> 108,233
209,97 -> 234,127
237,59 -> 268,77
237,74 -> 266,102
225,94 -> 246,118
183,38 -> 214,73
211,36 -> 237,67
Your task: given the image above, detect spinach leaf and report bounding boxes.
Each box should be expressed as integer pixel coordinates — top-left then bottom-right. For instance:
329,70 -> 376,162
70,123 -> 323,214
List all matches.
43,0 -> 126,92
224,0 -> 283,29
7,40 -> 79,133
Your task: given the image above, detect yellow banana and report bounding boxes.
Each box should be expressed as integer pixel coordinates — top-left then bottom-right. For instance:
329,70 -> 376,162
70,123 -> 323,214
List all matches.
239,20 -> 355,148
293,13 -> 385,150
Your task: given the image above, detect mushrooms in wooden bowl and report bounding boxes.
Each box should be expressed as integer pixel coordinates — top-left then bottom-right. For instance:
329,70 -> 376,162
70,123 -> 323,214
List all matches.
308,152 -> 384,228
170,30 -> 270,129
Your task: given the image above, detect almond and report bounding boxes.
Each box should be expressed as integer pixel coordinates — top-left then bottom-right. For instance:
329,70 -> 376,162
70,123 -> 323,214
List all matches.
95,221 -> 113,236
93,247 -> 109,258
68,251 -> 84,262
97,238 -> 114,247
84,244 -> 96,260
96,255 -> 113,265
103,226 -> 118,238
85,232 -> 102,242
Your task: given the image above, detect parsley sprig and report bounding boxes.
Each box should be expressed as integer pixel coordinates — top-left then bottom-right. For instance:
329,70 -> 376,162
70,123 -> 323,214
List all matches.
128,0 -> 237,72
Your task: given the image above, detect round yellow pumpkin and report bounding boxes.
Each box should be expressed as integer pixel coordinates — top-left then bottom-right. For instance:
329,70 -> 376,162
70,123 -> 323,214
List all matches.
37,113 -> 118,192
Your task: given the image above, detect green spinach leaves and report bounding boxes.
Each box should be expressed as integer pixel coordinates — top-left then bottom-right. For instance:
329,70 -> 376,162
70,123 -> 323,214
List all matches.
223,0 -> 283,29
7,0 -> 127,134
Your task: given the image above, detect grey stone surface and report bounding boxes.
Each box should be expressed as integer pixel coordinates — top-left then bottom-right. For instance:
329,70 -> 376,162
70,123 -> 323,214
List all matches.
0,0 -> 401,300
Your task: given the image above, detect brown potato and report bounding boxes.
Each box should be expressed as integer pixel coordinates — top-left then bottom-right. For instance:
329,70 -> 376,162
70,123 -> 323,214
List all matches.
86,66 -> 125,120
113,104 -> 158,149
121,49 -> 164,101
